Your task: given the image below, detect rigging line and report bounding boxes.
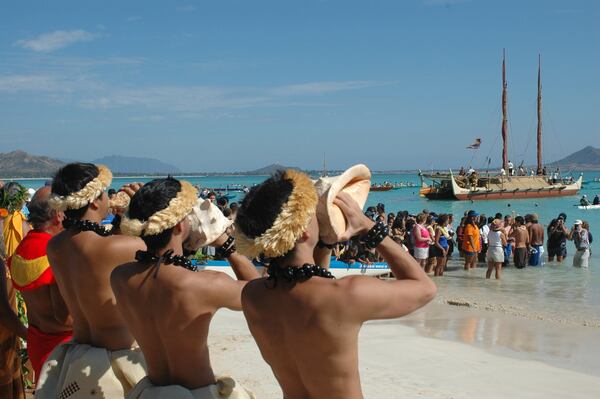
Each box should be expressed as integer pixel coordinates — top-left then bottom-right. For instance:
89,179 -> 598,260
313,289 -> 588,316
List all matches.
506,104 -> 517,164
481,111 -> 503,170
545,103 -> 567,162
521,104 -> 536,163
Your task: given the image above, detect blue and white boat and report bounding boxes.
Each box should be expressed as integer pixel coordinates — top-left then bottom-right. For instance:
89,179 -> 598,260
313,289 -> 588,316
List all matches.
193,258 -> 391,279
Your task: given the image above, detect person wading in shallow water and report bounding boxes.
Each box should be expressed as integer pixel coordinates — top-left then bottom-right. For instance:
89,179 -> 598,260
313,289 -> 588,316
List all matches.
236,170 -> 436,399
511,216 -> 529,269
462,211 -> 481,270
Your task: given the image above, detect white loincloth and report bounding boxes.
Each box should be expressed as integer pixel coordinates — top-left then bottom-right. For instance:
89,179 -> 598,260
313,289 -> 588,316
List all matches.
35,341 -> 147,398
126,376 -> 256,399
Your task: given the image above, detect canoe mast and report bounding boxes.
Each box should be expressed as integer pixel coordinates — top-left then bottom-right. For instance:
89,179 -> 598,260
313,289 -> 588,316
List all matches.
536,54 -> 543,175
501,49 -> 509,171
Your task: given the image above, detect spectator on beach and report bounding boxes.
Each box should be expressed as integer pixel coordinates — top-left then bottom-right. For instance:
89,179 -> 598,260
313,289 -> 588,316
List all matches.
547,217 -> 569,263
0,256 -> 27,399
569,220 -> 590,268
412,213 -> 431,269
446,214 -> 456,258
229,202 -> 239,219
462,211 -> 481,270
528,214 -> 544,266
511,216 -> 529,268
7,187 -> 73,384
425,215 -> 437,273
1,182 -> 31,257
207,191 -> 217,203
432,214 -> 450,276
478,215 -> 490,263
503,215 -> 514,267
486,219 -> 507,279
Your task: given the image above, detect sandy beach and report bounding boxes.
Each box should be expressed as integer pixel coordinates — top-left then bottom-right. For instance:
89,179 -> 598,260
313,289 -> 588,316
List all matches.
209,292 -> 600,399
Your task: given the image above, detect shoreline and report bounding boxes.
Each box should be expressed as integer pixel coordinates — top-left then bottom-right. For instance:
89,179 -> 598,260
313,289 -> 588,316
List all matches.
209,308 -> 600,398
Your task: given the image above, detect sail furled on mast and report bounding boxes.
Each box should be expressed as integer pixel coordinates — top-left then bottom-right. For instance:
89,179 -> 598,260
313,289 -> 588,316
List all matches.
501,49 -> 509,171
536,54 -> 543,175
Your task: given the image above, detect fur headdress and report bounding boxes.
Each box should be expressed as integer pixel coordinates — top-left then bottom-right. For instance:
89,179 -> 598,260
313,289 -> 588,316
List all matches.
234,170 -> 318,258
120,180 -> 198,237
48,165 -> 112,211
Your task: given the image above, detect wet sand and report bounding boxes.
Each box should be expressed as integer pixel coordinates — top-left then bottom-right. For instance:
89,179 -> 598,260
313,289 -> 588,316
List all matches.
209,307 -> 600,398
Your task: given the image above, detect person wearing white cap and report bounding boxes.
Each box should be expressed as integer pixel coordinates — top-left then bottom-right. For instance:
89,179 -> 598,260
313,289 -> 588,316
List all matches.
569,220 -> 590,267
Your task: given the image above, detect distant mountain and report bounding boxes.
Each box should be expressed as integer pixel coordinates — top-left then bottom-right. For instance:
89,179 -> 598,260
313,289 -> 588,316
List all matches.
549,146 -> 600,170
243,163 -> 300,175
92,155 -> 181,175
0,150 -> 64,178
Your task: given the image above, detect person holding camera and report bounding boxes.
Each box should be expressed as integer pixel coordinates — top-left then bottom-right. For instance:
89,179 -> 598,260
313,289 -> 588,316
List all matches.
569,220 -> 590,268
547,217 -> 569,263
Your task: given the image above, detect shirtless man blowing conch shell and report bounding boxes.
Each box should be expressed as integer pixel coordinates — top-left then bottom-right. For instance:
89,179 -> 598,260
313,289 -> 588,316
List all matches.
236,170 -> 437,399
36,163 -> 148,399
111,177 -> 259,398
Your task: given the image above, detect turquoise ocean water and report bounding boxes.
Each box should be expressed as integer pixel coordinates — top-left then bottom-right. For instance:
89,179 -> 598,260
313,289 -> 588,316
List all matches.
14,171 -> 600,235
13,171 -> 600,323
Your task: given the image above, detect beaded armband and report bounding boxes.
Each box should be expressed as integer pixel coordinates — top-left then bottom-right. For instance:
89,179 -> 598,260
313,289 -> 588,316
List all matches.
360,221 -> 389,249
215,235 -> 236,258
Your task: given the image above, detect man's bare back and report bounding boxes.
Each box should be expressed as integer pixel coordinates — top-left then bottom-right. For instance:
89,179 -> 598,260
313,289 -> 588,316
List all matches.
111,260 -> 247,388
529,223 -> 544,246
238,185 -> 436,399
110,177 -> 260,394
48,228 -> 145,350
511,226 -> 529,248
243,277 -> 364,398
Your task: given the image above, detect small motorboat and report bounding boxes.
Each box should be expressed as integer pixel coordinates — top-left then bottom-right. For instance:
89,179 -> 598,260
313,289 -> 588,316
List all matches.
578,204 -> 600,210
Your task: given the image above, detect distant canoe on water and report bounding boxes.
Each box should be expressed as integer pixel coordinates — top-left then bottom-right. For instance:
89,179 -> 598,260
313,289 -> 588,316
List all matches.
370,185 -> 393,192
419,51 -> 583,201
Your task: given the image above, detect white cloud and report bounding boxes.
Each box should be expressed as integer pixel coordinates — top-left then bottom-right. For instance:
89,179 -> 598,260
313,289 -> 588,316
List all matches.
270,81 -> 389,96
15,30 -> 100,52
0,72 -> 394,114
0,75 -> 64,92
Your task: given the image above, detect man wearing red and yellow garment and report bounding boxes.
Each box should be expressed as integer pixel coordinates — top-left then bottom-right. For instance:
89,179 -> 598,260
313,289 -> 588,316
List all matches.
8,187 -> 72,384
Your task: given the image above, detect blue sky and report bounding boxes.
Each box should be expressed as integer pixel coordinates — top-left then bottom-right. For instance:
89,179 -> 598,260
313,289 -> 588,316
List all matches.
0,0 -> 598,172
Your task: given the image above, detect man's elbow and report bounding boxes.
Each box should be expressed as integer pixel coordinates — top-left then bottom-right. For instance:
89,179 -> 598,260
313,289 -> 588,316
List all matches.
420,279 -> 437,305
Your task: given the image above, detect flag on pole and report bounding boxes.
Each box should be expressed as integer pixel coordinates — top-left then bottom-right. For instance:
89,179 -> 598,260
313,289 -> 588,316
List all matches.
466,138 -> 481,149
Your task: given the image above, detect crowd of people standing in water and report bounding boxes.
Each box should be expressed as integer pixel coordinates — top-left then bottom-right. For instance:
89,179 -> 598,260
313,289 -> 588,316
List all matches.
335,203 -> 594,279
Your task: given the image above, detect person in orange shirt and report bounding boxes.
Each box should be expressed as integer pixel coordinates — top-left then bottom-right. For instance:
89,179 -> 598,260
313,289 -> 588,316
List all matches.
461,210 -> 481,270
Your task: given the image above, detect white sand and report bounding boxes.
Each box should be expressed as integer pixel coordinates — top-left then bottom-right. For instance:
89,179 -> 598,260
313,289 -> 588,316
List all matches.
208,308 -> 600,399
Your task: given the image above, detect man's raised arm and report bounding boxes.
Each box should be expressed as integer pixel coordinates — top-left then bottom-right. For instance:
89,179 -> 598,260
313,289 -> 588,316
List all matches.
334,193 -> 436,322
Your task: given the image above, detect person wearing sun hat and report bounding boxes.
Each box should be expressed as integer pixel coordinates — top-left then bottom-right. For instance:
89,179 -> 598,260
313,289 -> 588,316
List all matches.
569,219 -> 590,268
36,163 -> 148,399
235,168 -> 436,398
112,177 -> 258,399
